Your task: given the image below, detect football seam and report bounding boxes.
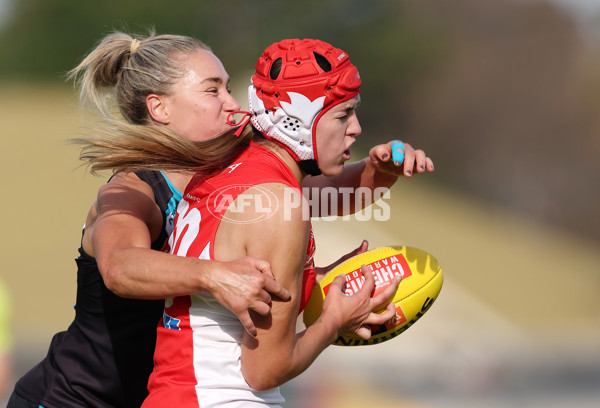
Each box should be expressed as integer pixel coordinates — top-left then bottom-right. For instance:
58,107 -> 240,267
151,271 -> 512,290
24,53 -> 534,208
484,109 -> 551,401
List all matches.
398,270 -> 442,303
373,269 -> 441,314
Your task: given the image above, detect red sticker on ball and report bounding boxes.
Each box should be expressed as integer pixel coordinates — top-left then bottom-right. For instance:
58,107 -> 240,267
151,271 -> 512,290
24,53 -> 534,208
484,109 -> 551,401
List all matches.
323,254 -> 412,296
384,305 -> 408,331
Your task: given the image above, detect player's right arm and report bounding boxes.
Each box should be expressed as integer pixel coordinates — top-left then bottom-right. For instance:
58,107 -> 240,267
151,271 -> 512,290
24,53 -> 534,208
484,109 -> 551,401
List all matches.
84,171 -> 290,337
216,184 -> 399,391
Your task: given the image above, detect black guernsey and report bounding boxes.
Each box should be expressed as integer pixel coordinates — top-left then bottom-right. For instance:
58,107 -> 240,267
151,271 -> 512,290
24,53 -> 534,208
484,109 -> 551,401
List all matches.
14,171 -> 182,408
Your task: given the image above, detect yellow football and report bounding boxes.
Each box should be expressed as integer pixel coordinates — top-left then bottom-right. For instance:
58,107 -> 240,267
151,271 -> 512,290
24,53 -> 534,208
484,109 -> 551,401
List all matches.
303,246 -> 443,346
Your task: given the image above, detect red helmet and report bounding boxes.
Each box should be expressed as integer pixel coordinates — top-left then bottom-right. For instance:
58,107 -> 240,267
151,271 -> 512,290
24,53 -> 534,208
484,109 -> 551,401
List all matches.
248,39 -> 361,174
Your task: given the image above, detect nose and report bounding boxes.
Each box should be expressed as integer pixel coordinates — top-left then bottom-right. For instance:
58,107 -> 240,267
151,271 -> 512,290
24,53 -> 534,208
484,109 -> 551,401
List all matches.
224,92 -> 241,112
347,114 -> 361,138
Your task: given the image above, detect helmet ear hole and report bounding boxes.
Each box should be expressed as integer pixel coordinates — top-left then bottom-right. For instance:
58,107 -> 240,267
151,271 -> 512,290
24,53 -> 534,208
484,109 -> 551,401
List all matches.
313,52 -> 332,72
269,58 -> 283,80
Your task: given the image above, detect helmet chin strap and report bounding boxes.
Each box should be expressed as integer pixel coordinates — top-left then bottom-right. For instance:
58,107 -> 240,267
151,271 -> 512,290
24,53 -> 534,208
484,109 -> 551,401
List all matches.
298,159 -> 322,176
227,108 -> 323,176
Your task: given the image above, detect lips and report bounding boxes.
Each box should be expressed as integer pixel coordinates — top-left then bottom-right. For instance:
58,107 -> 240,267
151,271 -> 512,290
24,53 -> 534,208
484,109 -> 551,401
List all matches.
343,149 -> 351,161
342,139 -> 355,161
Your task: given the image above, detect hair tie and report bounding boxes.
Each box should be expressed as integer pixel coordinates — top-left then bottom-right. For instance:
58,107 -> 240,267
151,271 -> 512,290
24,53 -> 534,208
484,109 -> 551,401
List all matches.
130,39 -> 141,55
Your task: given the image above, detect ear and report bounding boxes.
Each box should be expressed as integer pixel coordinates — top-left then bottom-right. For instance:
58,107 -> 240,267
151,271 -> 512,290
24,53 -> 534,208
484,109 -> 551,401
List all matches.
146,94 -> 169,124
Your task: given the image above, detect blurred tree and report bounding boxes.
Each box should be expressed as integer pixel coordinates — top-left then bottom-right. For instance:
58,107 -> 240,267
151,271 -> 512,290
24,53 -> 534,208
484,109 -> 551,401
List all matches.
1,0 -> 598,243
0,0 -> 220,79
401,0 -> 600,242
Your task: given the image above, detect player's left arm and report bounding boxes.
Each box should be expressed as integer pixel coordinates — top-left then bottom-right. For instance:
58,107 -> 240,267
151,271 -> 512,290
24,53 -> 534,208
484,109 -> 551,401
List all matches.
302,140 -> 434,215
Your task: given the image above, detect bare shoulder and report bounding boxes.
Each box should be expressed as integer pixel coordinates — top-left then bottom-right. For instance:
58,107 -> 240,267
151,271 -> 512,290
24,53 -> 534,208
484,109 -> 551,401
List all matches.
95,172 -> 158,218
82,171 -> 162,256
99,171 -> 153,198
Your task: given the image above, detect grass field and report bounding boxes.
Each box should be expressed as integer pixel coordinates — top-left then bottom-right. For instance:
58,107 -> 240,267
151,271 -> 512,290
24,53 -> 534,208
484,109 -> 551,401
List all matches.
1,84 -> 599,407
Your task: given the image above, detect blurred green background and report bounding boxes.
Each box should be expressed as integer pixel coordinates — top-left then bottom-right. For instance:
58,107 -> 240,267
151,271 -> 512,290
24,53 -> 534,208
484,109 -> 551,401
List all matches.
0,0 -> 599,407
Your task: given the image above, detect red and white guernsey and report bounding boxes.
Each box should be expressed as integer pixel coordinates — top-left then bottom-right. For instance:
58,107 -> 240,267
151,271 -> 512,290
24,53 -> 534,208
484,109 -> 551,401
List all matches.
143,141 -> 316,408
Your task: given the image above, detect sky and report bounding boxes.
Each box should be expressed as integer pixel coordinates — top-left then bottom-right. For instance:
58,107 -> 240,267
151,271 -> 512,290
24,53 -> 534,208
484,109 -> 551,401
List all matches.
0,0 -> 13,26
546,0 -> 600,15
529,0 -> 600,25
0,0 -> 14,31
0,0 -> 8,28
541,0 -> 600,41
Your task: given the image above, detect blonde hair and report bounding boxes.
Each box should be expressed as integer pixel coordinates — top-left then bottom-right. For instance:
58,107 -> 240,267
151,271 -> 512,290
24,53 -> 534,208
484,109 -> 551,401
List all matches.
69,30 -> 249,175
68,30 -> 209,124
77,121 -> 254,175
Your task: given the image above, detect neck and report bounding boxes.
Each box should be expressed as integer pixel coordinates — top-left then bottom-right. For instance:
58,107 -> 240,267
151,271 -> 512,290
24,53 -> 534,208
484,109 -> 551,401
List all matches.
256,139 -> 306,184
161,171 -> 194,192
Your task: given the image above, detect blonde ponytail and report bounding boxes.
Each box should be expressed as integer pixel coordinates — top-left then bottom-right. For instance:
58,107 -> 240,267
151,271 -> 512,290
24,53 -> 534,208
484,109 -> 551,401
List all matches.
71,121 -> 254,176
68,30 -> 210,123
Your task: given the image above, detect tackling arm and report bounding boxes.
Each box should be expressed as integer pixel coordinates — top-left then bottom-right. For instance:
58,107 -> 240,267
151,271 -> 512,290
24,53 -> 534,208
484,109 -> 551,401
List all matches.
88,172 -> 290,336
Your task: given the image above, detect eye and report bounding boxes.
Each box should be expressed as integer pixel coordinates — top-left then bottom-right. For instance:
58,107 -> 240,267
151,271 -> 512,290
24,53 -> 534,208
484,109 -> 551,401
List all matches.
338,108 -> 355,121
206,88 -> 219,94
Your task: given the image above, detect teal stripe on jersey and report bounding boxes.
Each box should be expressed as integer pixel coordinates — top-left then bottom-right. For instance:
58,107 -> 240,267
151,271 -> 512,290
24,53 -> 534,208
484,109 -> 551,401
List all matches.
160,171 -> 183,217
